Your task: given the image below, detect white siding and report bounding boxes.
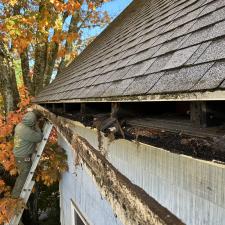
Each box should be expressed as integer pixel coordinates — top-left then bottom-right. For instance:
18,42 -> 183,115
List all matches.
107,140 -> 225,225
58,134 -> 123,225
59,122 -> 225,225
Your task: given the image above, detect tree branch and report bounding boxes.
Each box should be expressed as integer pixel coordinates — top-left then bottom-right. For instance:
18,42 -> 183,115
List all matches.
57,13 -> 80,75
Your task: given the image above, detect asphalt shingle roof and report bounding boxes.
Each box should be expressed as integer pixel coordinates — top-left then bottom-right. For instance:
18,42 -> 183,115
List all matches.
35,0 -> 225,103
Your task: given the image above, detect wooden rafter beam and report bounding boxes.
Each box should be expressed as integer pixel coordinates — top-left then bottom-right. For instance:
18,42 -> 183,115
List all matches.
190,102 -> 207,128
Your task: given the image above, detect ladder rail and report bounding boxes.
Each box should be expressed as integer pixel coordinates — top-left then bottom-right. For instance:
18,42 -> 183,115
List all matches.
21,123 -> 53,198
9,181 -> 35,225
7,121 -> 53,225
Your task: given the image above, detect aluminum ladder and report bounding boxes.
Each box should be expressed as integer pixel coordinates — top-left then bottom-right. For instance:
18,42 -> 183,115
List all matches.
8,121 -> 53,225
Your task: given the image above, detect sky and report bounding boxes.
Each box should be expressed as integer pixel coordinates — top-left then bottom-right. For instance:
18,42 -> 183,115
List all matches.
102,0 -> 133,18
51,0 -> 132,80
82,0 -> 132,39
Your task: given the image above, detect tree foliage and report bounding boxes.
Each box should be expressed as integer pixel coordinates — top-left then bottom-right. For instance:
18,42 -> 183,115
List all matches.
0,0 -> 111,110
0,0 -> 111,223
0,86 -> 29,223
0,88 -> 68,223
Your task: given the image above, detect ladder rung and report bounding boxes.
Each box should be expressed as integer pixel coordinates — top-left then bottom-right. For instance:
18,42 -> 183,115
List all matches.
23,189 -> 32,191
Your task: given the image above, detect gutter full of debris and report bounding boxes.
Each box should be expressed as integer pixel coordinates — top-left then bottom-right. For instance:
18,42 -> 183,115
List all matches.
46,105 -> 225,164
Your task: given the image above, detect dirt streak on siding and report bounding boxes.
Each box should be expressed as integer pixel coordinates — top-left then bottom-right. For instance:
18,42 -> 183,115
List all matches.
34,104 -> 185,225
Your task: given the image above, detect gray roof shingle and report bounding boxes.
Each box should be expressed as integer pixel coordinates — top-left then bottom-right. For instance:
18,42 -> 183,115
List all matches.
192,62 -> 225,90
164,45 -> 199,69
102,78 -> 134,97
35,0 -> 225,103
123,72 -> 164,96
148,63 -> 213,94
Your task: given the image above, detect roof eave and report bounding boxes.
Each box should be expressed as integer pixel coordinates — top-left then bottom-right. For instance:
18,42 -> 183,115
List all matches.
34,89 -> 225,104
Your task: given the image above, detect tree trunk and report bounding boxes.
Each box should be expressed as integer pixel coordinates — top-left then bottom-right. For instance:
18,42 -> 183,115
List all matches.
57,14 -> 79,76
43,42 -> 59,86
0,43 -> 19,113
20,49 -> 33,95
33,43 -> 48,95
56,57 -> 65,76
9,62 -> 20,105
0,55 -> 16,113
0,42 -> 20,110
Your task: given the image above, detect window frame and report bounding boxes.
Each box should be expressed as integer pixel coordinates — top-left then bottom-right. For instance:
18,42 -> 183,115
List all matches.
70,199 -> 90,225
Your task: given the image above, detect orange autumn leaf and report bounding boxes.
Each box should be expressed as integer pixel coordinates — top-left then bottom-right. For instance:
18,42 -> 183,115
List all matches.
0,198 -> 26,224
88,2 -> 96,10
0,179 -> 6,193
74,1 -> 81,10
67,32 -> 79,43
66,0 -> 81,13
57,48 -> 66,57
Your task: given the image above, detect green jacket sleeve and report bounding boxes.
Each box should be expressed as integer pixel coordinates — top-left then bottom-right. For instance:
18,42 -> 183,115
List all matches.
22,127 -> 43,143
